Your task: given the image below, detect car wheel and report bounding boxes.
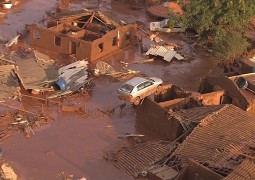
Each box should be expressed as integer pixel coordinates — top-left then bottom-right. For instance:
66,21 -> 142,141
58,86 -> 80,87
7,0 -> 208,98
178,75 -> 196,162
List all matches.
155,85 -> 163,95
133,97 -> 141,106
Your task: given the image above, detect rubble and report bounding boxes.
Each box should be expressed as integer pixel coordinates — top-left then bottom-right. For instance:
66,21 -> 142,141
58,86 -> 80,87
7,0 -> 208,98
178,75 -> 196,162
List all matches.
95,61 -> 143,80
1,163 -> 17,180
154,105 -> 255,178
150,19 -> 184,33
47,60 -> 90,99
5,35 -> 20,48
0,0 -> 255,179
0,64 -> 19,102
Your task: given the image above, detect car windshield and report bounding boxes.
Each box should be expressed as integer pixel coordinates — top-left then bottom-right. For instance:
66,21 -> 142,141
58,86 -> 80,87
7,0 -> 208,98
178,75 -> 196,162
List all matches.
120,83 -> 134,93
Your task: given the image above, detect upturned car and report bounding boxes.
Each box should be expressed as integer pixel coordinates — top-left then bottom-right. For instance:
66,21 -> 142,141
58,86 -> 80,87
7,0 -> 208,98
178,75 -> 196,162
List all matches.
117,77 -> 163,105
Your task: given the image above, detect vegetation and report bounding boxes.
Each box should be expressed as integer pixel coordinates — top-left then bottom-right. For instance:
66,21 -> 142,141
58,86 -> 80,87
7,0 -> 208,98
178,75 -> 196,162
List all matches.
213,31 -> 249,67
175,0 -> 255,67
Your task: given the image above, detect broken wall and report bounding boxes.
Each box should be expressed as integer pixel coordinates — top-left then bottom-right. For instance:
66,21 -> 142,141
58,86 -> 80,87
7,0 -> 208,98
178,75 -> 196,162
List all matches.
136,98 -> 182,141
155,84 -> 191,103
200,91 -> 225,105
198,76 -> 250,110
30,25 -> 92,60
89,23 -> 137,62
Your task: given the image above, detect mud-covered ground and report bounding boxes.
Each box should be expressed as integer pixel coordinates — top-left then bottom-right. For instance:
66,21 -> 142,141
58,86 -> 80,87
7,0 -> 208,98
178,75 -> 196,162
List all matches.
0,0 -> 222,179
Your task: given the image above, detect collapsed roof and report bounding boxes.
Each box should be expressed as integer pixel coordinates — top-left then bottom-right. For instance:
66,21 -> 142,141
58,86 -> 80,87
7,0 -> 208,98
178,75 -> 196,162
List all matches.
47,10 -> 126,41
165,104 -> 255,177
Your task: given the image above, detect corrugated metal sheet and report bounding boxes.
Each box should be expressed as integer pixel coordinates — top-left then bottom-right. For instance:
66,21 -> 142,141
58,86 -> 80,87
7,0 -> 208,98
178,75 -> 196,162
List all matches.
146,46 -> 184,62
47,60 -> 89,99
224,159 -> 255,179
112,140 -> 175,177
173,105 -> 255,164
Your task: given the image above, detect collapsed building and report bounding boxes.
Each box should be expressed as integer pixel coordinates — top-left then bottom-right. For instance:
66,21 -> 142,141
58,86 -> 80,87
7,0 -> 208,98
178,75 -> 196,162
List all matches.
109,81 -> 255,179
149,104 -> 255,179
30,10 -> 137,62
113,89 -> 255,179
136,84 -> 225,140
136,75 -> 255,141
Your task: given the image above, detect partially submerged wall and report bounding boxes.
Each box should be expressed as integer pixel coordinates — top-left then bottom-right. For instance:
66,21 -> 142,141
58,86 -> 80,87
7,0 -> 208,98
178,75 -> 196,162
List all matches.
136,98 -> 182,141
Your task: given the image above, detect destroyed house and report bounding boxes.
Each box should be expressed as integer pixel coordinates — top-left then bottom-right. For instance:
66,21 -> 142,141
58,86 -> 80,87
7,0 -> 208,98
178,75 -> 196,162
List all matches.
137,97 -> 225,141
30,10 -> 137,62
158,104 -> 255,179
136,84 -> 226,140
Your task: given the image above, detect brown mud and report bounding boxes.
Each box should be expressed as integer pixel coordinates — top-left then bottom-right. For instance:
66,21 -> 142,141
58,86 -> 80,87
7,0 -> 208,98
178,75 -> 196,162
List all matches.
0,0 -> 223,180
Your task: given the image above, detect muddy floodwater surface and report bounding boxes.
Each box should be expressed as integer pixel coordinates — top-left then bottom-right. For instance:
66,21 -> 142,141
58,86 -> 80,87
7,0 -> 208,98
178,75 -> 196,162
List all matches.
0,0 -> 222,180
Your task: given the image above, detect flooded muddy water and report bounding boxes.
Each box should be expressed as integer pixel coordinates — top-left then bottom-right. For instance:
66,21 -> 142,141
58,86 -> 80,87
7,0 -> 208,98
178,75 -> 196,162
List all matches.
0,0 -> 58,37
0,0 -> 223,179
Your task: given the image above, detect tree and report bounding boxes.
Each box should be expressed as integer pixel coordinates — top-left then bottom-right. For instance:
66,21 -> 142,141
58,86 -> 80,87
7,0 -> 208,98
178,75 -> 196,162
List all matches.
213,31 -> 249,67
176,0 -> 255,66
180,0 -> 255,34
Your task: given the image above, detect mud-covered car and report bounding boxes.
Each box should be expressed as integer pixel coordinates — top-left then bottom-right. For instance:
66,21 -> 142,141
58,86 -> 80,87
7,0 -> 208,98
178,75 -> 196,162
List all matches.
117,77 -> 163,105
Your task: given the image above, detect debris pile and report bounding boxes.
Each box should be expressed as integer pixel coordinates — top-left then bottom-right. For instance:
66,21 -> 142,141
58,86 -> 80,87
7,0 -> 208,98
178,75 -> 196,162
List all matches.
47,60 -> 90,99
0,64 -> 19,101
0,163 -> 17,180
95,61 -> 143,81
0,111 -> 48,140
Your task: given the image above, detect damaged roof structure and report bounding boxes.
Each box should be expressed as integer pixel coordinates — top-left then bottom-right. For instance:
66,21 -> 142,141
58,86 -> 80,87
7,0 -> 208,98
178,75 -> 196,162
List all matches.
4,50 -> 89,98
136,84 -> 226,140
30,10 -> 137,62
110,140 -> 176,177
15,58 -> 58,91
109,81 -> 255,179
157,104 -> 255,179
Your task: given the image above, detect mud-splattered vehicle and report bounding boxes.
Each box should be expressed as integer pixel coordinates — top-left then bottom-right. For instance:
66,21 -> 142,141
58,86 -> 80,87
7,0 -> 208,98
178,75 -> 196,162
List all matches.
117,77 -> 163,105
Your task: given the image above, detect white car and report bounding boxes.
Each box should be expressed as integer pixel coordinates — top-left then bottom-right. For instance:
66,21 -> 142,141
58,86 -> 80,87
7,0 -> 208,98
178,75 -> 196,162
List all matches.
117,77 -> 163,105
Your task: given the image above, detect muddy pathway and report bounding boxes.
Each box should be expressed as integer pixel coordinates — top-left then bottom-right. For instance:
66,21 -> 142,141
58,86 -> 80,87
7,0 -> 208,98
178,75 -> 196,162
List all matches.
0,0 -> 223,180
